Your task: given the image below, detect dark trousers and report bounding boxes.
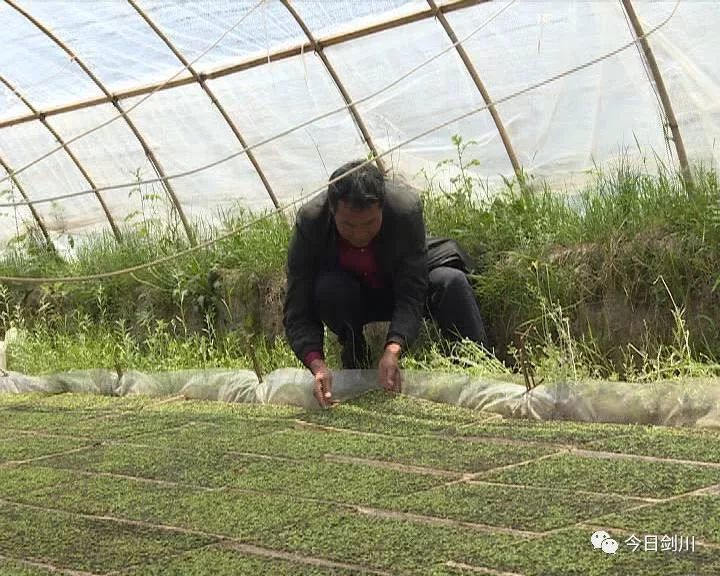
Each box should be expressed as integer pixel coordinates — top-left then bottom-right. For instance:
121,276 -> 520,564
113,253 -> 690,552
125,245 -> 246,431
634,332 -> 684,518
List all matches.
314,267 -> 490,362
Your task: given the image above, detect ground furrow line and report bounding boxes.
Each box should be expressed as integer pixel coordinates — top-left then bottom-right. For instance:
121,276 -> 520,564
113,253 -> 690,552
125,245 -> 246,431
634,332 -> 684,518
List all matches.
291,419 -> 578,450
0,485 -> 540,542
454,435 -> 574,450
436,451 -> 567,490
293,419 -> 409,438
445,560 -> 528,576
698,483 -> 720,495
569,447 -> 720,469
0,552 -> 102,576
222,541 -> 401,576
2,428 -> 98,442
0,497 -> 216,537
0,443 -> 100,467
354,506 -> 542,538
323,454 -> 461,478
109,421 -> 195,442
104,439 -> 299,463
2,421 -> 202,445
55,466 -> 224,491
543,482 -> 720,537
465,479 -> 661,503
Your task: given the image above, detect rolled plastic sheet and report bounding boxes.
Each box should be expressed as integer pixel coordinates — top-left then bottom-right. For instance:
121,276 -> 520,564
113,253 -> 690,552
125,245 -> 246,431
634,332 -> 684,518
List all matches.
116,369 -> 259,402
460,380 -> 557,421
696,403 -> 720,429
1,367 -> 719,429
0,371 -> 65,394
47,369 -> 119,395
0,368 -> 259,402
400,370 -> 470,405
547,378 -> 720,428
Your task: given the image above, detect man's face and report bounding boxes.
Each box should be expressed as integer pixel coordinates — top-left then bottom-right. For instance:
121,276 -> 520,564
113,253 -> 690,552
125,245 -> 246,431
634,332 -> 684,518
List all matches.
333,200 -> 383,248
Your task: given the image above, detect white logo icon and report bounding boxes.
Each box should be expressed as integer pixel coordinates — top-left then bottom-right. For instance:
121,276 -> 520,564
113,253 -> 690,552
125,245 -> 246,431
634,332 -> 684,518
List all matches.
591,530 -> 619,554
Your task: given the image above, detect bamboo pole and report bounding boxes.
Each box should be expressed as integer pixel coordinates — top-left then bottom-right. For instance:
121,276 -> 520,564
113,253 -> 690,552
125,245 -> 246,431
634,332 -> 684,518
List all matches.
427,0 -> 522,178
0,156 -> 53,247
128,0 -> 281,209
280,0 -> 385,174
621,0 -> 693,188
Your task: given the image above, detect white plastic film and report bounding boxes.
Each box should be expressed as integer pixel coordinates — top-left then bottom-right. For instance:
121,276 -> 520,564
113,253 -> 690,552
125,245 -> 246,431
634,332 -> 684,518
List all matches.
0,1 -> 718,247
0,120 -> 111,241
0,164 -> 40,247
208,54 -> 368,206
19,0 -> 182,94
2,367 -> 719,429
290,0 -> 424,38
446,1 -> 671,186
0,3 -> 101,112
46,104 -> 161,226
633,0 -> 720,170
124,84 -> 275,221
327,16 -> 514,183
138,0 -> 305,71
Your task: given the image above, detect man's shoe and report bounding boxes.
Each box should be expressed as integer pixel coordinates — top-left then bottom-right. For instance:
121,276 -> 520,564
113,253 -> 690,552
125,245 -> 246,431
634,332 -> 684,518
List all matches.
340,333 -> 371,369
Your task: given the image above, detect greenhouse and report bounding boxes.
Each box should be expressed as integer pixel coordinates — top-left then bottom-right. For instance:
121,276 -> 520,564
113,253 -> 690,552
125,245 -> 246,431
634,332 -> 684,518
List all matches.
0,0 -> 719,574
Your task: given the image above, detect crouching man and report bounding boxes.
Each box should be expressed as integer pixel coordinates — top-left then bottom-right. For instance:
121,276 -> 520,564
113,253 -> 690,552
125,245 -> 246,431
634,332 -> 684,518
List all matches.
283,160 -> 489,407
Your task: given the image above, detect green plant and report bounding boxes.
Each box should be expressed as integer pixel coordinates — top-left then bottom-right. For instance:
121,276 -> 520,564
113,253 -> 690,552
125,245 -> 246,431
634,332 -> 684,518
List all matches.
2,140 -> 720,384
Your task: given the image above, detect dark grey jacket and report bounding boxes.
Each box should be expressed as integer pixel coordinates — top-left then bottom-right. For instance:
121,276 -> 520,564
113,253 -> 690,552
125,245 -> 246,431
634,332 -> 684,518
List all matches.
283,180 -> 428,363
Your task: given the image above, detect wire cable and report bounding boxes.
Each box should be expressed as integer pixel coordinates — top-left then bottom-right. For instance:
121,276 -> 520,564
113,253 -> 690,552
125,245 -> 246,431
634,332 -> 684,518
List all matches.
0,0 -> 515,207
0,0 -> 266,188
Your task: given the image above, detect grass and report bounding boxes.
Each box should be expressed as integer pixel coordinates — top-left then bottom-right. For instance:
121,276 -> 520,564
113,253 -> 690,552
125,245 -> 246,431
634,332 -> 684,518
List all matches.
0,465 -> 78,499
122,548 -> 368,576
380,482 -> 639,531
477,528 -> 720,576
0,405 -> 190,439
0,502 -> 212,573
585,426 -> 720,462
0,390 -> 719,574
149,427 -> 556,473
298,398 -> 632,443
602,495 -> 720,544
480,453 -> 720,498
0,435 -> 87,463
419,146 -> 720,378
2,318 -> 305,375
41,443 -> 448,504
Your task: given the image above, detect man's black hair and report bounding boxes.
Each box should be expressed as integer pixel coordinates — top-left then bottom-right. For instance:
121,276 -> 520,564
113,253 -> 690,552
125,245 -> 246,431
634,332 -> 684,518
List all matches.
327,160 -> 385,212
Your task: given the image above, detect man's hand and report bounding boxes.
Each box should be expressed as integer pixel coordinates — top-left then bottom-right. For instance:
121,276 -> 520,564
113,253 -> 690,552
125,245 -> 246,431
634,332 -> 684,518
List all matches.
309,358 -> 334,408
378,343 -> 402,393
